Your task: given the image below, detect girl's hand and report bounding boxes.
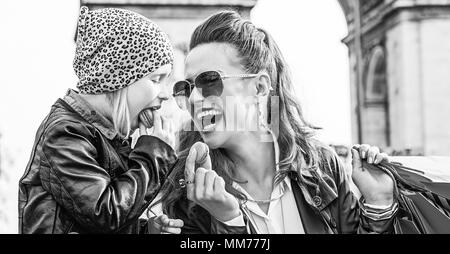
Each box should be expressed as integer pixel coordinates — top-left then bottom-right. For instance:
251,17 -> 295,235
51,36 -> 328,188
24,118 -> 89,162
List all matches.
139,110 -> 175,149
148,214 -> 184,234
184,142 -> 240,222
351,144 -> 394,206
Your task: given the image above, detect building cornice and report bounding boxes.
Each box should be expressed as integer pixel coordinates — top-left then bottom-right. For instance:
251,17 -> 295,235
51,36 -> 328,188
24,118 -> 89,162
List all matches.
341,0 -> 450,45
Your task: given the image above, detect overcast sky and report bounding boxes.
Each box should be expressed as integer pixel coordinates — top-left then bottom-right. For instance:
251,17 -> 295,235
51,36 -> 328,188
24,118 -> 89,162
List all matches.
252,0 -> 350,145
0,0 -> 350,232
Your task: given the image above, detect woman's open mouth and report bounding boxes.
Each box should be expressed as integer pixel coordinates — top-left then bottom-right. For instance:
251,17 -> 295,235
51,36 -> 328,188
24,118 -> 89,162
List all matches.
196,108 -> 223,132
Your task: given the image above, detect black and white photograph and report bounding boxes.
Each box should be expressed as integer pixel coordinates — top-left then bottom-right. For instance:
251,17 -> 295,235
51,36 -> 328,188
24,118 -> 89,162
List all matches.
1,0 -> 450,241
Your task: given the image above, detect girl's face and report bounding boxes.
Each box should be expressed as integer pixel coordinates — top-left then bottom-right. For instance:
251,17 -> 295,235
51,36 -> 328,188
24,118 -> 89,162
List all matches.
184,43 -> 260,149
127,64 -> 172,129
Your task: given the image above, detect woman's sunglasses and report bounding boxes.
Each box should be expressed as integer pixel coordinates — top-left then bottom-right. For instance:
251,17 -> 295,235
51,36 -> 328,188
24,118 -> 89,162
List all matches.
172,70 -> 258,110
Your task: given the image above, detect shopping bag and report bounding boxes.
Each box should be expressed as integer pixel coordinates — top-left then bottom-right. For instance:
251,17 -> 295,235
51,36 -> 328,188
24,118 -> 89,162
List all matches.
374,161 -> 450,234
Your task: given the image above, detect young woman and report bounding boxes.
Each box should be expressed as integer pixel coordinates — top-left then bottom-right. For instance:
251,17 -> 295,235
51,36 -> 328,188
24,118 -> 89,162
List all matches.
18,7 -> 183,234
156,11 -> 398,234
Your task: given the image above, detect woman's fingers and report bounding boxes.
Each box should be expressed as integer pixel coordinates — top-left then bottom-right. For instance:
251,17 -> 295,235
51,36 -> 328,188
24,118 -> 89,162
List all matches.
194,167 -> 207,200
358,144 -> 371,159
185,147 -> 197,200
352,144 -> 361,150
374,152 -> 389,164
204,170 -> 216,197
354,144 -> 390,164
366,146 -> 380,164
139,123 -> 147,136
351,148 -> 363,173
192,142 -> 212,170
213,176 -> 226,196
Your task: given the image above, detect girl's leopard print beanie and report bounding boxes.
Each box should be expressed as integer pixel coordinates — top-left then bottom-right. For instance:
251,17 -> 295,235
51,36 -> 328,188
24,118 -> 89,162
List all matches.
73,6 -> 174,94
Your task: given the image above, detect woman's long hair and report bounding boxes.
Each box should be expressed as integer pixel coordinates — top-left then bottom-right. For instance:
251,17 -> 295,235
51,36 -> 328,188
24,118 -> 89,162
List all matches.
156,10 -> 324,215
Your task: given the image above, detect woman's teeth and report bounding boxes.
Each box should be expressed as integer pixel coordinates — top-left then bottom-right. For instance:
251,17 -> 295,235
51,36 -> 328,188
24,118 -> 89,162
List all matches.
197,110 -> 221,119
203,123 -> 216,131
197,110 -> 221,131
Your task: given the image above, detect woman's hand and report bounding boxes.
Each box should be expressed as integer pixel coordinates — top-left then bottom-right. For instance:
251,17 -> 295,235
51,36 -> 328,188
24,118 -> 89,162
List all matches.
148,214 -> 184,234
351,144 -> 394,206
139,110 -> 175,149
184,142 -> 241,222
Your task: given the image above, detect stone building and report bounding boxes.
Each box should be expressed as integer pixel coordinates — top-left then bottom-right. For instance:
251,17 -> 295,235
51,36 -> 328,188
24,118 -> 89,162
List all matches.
338,0 -> 450,156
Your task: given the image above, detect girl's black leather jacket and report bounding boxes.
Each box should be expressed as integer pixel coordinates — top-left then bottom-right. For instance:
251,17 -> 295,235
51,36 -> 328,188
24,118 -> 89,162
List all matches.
19,90 -> 177,234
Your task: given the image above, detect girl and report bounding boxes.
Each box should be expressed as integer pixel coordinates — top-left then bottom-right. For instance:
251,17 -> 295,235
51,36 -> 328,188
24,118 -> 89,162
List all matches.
157,11 -> 398,234
18,7 -> 182,234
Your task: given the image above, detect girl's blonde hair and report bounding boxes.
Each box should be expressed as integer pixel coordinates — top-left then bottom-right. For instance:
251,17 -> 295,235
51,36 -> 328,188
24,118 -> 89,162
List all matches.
106,87 -> 132,139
